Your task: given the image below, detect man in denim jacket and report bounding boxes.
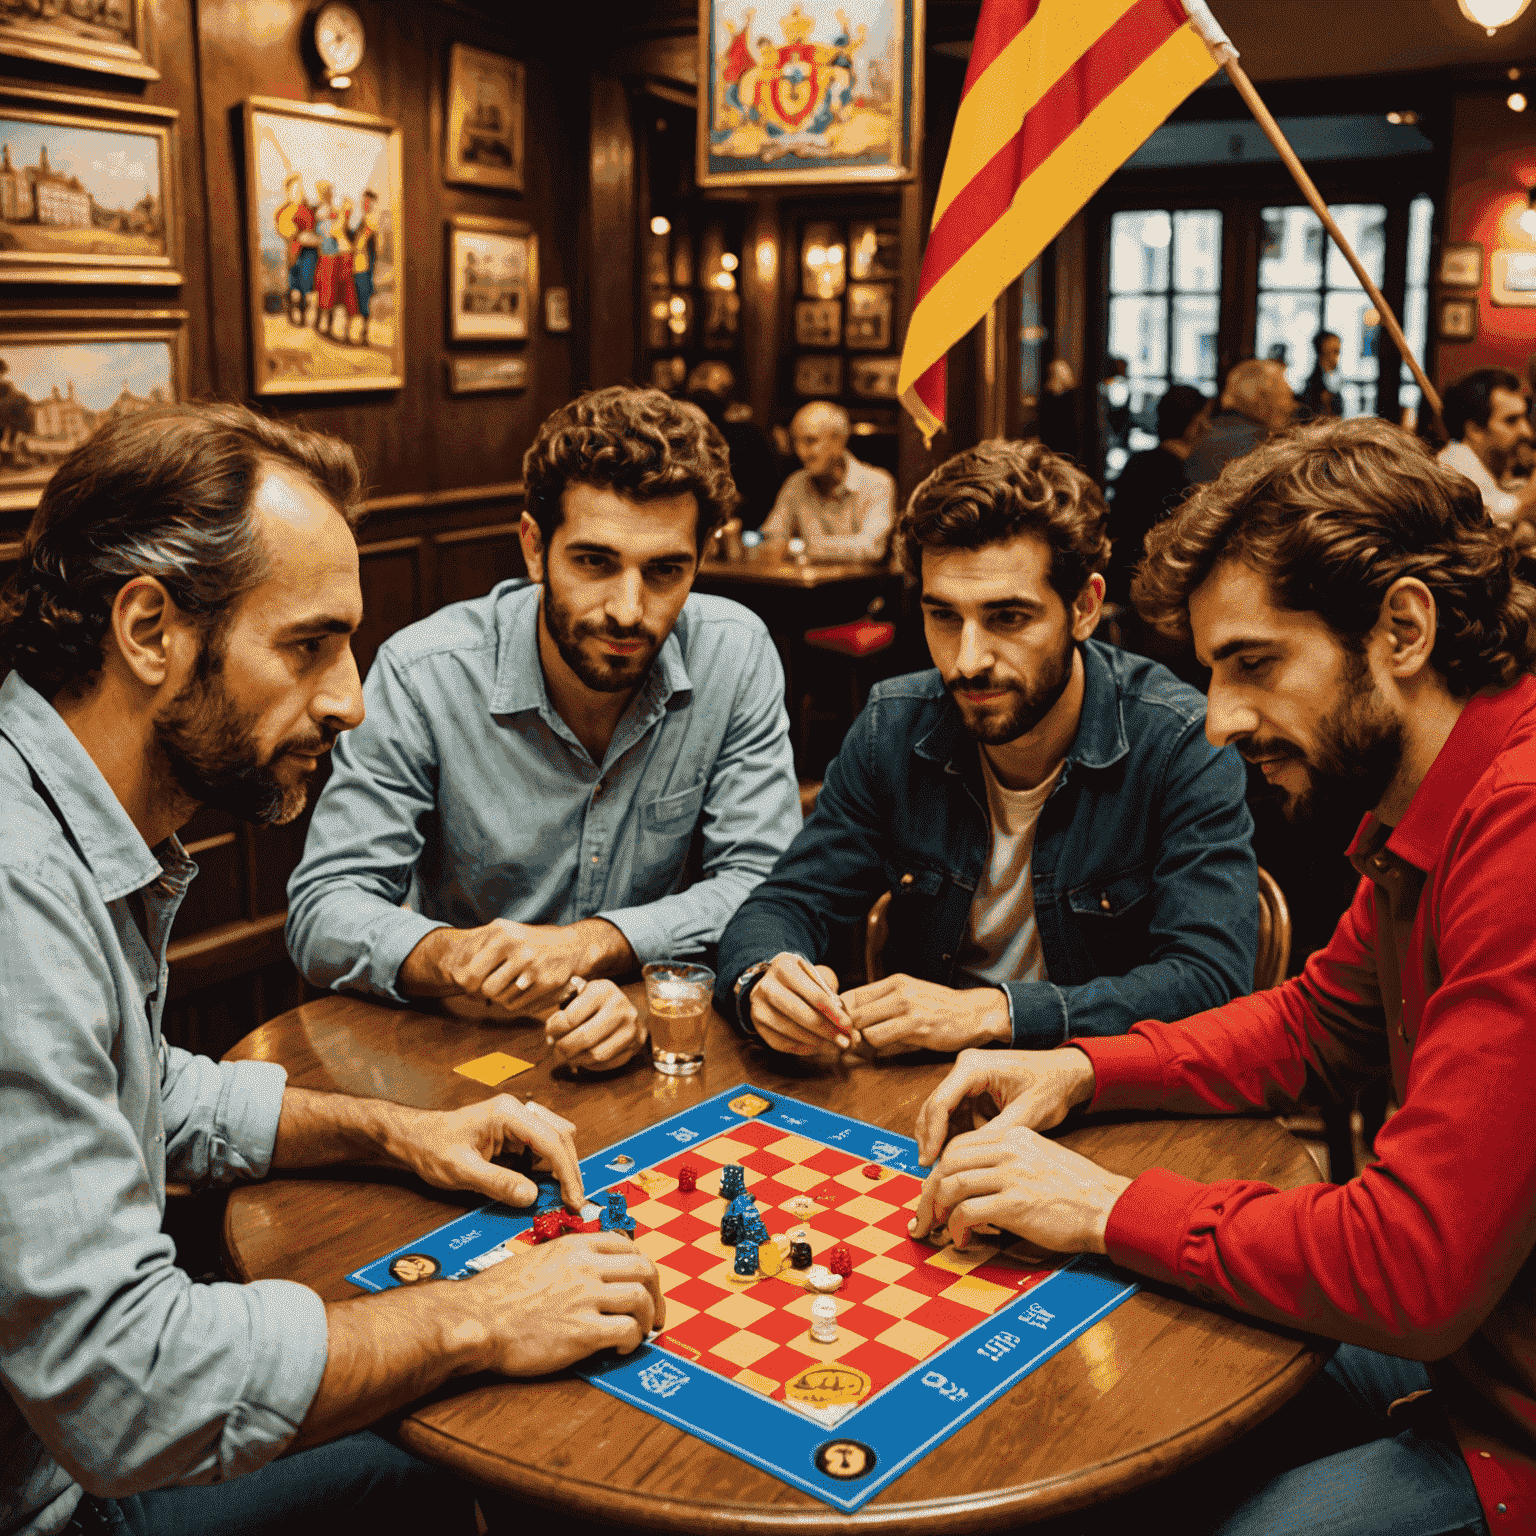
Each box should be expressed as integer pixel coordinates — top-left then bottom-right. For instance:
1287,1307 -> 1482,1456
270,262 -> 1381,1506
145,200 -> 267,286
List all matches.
717,439 -> 1256,1055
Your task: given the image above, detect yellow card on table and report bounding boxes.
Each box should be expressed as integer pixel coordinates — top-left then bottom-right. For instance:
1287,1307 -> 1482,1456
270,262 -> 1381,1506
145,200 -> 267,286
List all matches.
453,1051 -> 535,1086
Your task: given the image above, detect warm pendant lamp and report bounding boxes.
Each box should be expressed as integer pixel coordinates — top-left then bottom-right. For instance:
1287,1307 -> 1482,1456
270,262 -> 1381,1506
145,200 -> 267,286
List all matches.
1458,0 -> 1533,37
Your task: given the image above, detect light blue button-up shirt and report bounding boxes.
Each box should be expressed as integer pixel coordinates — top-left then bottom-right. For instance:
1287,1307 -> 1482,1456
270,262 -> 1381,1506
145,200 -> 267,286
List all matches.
286,579 -> 801,1001
0,672 -> 328,1536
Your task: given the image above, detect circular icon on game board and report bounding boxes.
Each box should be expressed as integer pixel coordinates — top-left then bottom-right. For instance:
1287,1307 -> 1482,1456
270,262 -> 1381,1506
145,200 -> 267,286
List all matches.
387,1252 -> 441,1284
787,1366 -> 870,1410
729,1092 -> 773,1117
607,1153 -> 636,1171
814,1438 -> 877,1480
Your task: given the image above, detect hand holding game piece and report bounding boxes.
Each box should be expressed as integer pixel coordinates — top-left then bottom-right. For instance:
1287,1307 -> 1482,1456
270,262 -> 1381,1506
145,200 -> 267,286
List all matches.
748,952 -> 860,1055
531,1211 -> 563,1243
913,1046 -> 1100,1167
545,976 -> 648,1070
839,975 -> 1012,1056
908,1121 -> 1132,1254
384,1092 -> 585,1212
457,1231 -> 665,1374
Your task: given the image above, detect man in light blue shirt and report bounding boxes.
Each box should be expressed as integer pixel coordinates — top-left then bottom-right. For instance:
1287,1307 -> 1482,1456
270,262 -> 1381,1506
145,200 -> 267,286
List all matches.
287,387 -> 801,1067
1,404 -> 661,1536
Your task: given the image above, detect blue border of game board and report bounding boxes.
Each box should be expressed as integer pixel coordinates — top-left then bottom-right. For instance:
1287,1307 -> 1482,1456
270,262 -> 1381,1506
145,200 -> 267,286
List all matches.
348,1085 -> 1138,1512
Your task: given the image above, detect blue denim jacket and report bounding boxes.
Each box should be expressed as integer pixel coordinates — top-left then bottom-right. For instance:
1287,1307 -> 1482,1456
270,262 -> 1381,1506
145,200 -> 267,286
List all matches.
717,639 -> 1257,1047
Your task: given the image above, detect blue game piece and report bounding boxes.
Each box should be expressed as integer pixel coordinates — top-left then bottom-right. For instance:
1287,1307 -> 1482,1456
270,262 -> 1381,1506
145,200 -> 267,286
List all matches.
719,1165 -> 746,1200
728,1191 -> 757,1219
532,1177 -> 563,1216
733,1241 -> 758,1276
599,1189 -> 636,1237
721,1209 -> 743,1245
742,1215 -> 770,1246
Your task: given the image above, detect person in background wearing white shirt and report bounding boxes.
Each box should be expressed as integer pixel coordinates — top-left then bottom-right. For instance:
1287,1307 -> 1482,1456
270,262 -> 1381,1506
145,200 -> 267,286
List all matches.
1437,367 -> 1536,535
760,401 -> 897,564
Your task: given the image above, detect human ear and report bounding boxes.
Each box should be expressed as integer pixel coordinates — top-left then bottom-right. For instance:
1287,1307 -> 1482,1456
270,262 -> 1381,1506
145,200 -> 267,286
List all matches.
519,511 -> 545,583
1378,577 -> 1436,679
107,578 -> 181,689
1073,572 -> 1106,642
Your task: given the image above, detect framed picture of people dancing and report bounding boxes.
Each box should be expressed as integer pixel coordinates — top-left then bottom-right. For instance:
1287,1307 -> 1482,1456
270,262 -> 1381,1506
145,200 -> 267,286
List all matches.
242,96 -> 404,396
697,0 -> 923,188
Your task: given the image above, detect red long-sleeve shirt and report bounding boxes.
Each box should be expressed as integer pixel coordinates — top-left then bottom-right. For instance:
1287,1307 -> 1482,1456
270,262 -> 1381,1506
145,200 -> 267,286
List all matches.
1077,676 -> 1536,1532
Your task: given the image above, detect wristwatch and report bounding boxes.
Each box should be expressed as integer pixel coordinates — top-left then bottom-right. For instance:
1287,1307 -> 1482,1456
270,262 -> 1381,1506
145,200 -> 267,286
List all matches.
732,959 -> 774,1033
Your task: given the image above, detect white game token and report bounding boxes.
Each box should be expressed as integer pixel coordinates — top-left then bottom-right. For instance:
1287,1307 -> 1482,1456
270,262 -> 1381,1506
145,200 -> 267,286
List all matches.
579,1202 -> 603,1222
805,1264 -> 843,1293
810,1296 -> 839,1343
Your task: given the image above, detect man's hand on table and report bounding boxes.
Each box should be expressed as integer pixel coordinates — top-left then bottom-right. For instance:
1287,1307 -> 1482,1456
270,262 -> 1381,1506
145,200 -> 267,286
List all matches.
545,977 -> 647,1069
398,915 -> 635,1017
748,952 -> 859,1055
914,1046 -> 1098,1165
841,976 -> 1010,1055
908,1122 -> 1132,1255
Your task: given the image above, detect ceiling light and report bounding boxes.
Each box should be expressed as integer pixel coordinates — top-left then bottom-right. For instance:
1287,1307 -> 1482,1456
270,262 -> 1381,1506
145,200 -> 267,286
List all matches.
650,215 -> 671,236
1511,91 -> 1529,111
1385,110 -> 1418,125
720,252 -> 738,271
1458,0 -> 1532,37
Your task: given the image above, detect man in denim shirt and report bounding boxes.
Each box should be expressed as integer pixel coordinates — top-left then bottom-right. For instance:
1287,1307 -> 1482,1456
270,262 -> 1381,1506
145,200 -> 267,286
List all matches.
288,387 -> 800,1068
1,405 -> 662,1536
718,439 -> 1256,1055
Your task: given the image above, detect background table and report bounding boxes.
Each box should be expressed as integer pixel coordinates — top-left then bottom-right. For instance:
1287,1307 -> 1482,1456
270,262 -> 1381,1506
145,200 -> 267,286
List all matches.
224,991 -> 1328,1534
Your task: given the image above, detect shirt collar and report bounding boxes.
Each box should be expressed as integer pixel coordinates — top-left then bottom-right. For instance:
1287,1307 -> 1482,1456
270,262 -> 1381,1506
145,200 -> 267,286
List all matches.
0,670 -> 189,903
489,578 -> 694,718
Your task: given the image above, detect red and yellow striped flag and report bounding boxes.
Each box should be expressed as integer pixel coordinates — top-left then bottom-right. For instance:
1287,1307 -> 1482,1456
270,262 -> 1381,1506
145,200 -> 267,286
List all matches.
900,0 -> 1224,443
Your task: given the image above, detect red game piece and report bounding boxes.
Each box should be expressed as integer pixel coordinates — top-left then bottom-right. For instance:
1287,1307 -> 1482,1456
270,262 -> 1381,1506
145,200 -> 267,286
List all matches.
828,1243 -> 853,1278
862,1163 -> 883,1179
531,1211 -> 563,1243
558,1208 -> 584,1232
677,1164 -> 698,1193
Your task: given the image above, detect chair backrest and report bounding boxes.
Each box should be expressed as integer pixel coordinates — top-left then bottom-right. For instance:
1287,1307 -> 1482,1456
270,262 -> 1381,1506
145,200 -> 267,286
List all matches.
1254,864 -> 1292,992
798,781 -> 822,819
862,865 -> 1293,995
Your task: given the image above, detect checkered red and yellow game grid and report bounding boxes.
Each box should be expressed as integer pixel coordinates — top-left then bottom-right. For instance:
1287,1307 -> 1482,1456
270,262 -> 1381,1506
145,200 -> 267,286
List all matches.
516,1117 -> 1059,1416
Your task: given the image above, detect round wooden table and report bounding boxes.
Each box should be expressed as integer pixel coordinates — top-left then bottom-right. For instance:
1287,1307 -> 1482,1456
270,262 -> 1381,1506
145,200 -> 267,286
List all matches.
224,990 -> 1328,1534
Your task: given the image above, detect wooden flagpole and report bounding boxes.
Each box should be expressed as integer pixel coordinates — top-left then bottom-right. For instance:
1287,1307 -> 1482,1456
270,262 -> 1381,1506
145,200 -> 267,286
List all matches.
1185,6 -> 1442,420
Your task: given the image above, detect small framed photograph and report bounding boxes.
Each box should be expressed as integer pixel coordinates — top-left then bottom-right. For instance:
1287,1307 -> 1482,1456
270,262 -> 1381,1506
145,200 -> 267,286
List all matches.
0,321 -> 187,511
1439,242 -> 1483,289
704,288 -> 740,349
846,282 -> 894,350
850,219 -> 901,281
544,286 -> 570,333
0,0 -> 156,80
1490,250 -> 1536,308
795,298 -> 841,348
448,353 -> 528,393
448,216 -> 536,342
445,43 -> 525,192
795,354 -> 844,397
1438,296 -> 1478,340
850,355 -> 900,399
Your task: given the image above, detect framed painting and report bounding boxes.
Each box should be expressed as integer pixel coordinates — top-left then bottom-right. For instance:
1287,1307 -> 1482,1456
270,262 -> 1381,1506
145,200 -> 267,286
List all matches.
244,97 -> 404,396
849,218 -> 900,280
1438,242 -> 1482,289
0,88 -> 179,285
1490,250 -> 1536,308
0,320 -> 186,512
698,0 -> 923,188
850,355 -> 899,398
795,297 -> 840,347
447,353 -> 528,394
0,0 -> 156,80
1437,297 -> 1477,340
845,282 -> 892,349
795,354 -> 843,396
445,42 -> 525,192
447,216 -> 536,342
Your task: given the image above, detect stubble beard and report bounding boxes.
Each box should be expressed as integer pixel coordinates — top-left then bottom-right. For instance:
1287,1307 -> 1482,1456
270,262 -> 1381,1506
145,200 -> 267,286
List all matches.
947,629 -> 1075,747
541,573 -> 660,694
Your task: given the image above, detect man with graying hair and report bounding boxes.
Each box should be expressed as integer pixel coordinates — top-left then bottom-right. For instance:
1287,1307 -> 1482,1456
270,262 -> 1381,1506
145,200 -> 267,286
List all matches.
1184,357 -> 1297,487
761,400 -> 897,563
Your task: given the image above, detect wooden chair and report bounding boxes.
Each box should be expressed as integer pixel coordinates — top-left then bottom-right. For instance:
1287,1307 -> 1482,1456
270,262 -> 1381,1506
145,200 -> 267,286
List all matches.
863,866 -> 1292,994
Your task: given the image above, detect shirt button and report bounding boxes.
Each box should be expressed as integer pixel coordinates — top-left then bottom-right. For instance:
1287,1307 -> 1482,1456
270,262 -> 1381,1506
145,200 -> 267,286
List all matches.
900,873 -> 914,887
1497,1504 -> 1508,1515
591,855 -> 600,864
1481,1452 -> 1493,1459
1100,895 -> 1112,911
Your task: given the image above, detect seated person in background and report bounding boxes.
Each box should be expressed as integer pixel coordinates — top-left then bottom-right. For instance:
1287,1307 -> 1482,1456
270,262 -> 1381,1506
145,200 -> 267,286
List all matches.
760,400 -> 897,563
0,403 -> 661,1536
1437,366 -> 1536,533
1103,383 -> 1211,606
685,360 -> 783,531
716,438 -> 1256,1057
287,386 -> 800,1068
1183,357 -> 1296,486
911,417 -> 1536,1536
1300,328 -> 1343,419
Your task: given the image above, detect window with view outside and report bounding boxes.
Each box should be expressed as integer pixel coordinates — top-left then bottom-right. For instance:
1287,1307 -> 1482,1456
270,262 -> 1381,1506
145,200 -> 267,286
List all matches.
1256,202 -> 1417,422
1400,195 -> 1434,426
1104,209 -> 1222,482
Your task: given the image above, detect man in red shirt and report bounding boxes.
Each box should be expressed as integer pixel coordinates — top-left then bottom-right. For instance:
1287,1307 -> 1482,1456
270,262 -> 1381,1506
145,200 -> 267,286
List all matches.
912,416 -> 1536,1536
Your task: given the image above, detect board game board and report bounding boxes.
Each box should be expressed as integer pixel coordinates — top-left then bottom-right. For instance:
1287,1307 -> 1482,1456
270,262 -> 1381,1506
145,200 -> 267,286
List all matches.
350,1084 -> 1138,1511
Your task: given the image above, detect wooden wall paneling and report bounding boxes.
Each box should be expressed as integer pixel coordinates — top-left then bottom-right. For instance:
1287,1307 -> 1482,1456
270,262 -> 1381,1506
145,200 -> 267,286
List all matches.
433,519 -> 527,609
588,73 -> 638,389
355,534 -> 429,680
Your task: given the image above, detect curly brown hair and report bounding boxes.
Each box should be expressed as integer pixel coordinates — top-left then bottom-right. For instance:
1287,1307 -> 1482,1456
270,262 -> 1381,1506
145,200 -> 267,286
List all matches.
522,385 -> 738,555
0,401 -> 362,699
1133,416 -> 1536,696
898,438 -> 1110,604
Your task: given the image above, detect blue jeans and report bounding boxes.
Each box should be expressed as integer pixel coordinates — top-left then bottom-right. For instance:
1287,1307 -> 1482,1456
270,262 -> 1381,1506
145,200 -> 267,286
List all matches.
72,1430 -> 475,1536
1069,1345 -> 1489,1536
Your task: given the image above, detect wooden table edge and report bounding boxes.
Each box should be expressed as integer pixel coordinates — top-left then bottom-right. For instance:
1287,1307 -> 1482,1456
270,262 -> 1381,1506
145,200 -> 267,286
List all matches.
396,1340 -> 1328,1534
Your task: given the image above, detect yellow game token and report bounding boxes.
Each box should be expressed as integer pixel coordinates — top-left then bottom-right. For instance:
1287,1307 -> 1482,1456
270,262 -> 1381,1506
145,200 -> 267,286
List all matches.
757,1239 -> 784,1277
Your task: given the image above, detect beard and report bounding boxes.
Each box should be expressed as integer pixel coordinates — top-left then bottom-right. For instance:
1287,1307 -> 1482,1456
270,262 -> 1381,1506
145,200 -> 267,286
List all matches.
541,573 -> 661,694
945,629 -> 1075,746
1242,657 -> 1404,826
153,645 -> 332,827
